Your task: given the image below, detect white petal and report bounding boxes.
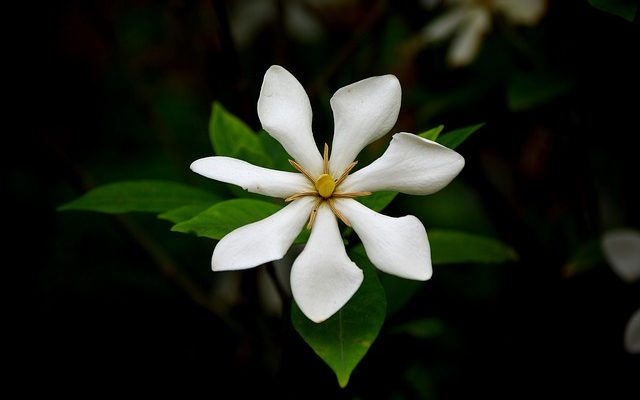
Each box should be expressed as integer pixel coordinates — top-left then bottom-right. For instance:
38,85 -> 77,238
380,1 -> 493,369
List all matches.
290,204 -> 363,322
340,132 -> 465,195
257,65 -> 324,176
212,197 -> 315,271
624,308 -> 640,354
494,0 -> 546,25
329,75 -> 401,176
191,156 -> 311,198
421,6 -> 468,43
602,229 -> 640,283
447,7 -> 491,67
336,199 -> 431,280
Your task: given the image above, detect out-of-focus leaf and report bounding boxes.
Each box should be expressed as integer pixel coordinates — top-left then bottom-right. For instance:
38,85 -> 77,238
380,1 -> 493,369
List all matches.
157,203 -> 212,224
390,318 -> 445,339
430,229 -> 517,264
291,245 -> 386,388
436,123 -> 484,149
507,73 -> 574,111
58,180 -> 219,213
357,191 -> 398,213
562,238 -> 605,277
171,199 -> 281,239
379,274 -> 423,316
588,0 -> 637,21
418,125 -> 444,141
209,102 -> 272,167
257,130 -> 294,172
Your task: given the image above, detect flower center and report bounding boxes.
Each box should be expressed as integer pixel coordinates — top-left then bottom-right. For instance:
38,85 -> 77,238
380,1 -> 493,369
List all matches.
315,174 -> 335,198
286,143 -> 371,230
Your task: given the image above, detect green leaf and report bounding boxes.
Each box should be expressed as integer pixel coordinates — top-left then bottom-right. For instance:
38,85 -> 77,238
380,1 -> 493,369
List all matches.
418,125 -> 444,141
357,191 -> 398,213
157,203 -> 212,224
379,274 -> 423,316
507,73 -> 574,111
171,199 -> 282,239
58,180 -> 219,213
436,123 -> 484,149
209,102 -> 272,167
292,245 -> 386,388
429,229 -> 517,264
390,318 -> 445,339
562,238 -> 605,277
588,0 -> 637,21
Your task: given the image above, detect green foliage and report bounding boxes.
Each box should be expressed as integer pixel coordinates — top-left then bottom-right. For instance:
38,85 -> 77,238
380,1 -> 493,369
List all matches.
357,191 -> 398,213
418,125 -> 444,141
291,245 -> 386,387
436,123 -> 484,149
507,73 -> 574,111
562,238 -> 605,277
429,229 -> 517,264
58,180 -> 219,213
209,102 -> 272,168
157,203 -> 212,224
390,318 -> 445,339
171,199 -> 282,239
588,0 -> 637,21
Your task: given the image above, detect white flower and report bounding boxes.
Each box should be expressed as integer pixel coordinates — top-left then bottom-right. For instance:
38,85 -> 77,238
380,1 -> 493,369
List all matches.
602,229 -> 640,283
421,0 -> 547,66
191,65 -> 465,322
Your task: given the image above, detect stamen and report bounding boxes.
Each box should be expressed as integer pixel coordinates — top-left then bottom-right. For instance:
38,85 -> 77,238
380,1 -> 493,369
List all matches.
285,191 -> 318,202
332,191 -> 372,198
323,143 -> 329,175
306,198 -> 324,230
328,199 -> 351,227
334,161 -> 358,187
288,159 -> 316,184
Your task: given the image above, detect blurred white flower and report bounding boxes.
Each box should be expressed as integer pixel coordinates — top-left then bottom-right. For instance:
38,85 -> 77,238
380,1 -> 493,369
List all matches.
624,308 -> 640,354
421,0 -> 546,66
601,228 -> 640,354
602,229 -> 640,283
191,65 -> 465,322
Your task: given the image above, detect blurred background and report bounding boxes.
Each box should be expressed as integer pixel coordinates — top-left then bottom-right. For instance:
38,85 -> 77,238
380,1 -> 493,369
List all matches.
17,0 -> 638,397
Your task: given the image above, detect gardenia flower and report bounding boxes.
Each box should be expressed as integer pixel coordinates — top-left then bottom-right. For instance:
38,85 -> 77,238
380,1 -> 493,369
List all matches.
421,0 -> 546,66
191,65 -> 465,322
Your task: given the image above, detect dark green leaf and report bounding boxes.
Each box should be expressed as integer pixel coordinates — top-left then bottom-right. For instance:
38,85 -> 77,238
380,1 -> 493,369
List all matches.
588,0 -> 637,21
357,191 -> 398,213
292,245 -> 386,387
429,229 -> 517,264
379,274 -> 423,316
507,73 -> 574,111
58,180 -> 219,213
418,125 -> 444,141
436,123 -> 484,149
390,318 -> 445,339
171,199 -> 282,239
157,203 -> 212,224
562,238 -> 605,277
209,102 -> 272,167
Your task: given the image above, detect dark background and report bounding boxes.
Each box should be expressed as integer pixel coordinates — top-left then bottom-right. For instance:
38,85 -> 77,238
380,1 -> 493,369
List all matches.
15,0 -> 639,398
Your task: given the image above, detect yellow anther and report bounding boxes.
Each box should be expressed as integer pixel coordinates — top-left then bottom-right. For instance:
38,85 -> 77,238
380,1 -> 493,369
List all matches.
315,174 -> 336,198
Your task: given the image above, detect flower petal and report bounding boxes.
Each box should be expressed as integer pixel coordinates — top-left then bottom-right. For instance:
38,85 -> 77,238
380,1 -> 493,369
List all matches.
290,204 -> 363,322
336,199 -> 431,280
494,0 -> 546,25
329,75 -> 401,176
624,308 -> 640,354
340,132 -> 465,195
421,6 -> 467,44
447,7 -> 490,67
211,197 -> 315,271
191,156 -> 311,198
257,65 -> 324,176
602,229 -> 640,283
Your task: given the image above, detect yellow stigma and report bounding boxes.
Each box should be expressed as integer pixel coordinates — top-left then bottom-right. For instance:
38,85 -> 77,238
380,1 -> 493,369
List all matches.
315,174 -> 335,198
